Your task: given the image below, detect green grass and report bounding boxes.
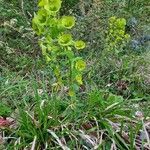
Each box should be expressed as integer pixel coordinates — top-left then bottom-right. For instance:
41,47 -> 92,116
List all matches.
0,72 -> 149,149
1,82 -> 145,149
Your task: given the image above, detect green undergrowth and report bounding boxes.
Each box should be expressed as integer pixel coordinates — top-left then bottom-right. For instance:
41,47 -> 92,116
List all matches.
0,0 -> 150,149
0,0 -> 38,72
0,69 -> 149,149
0,81 -> 147,149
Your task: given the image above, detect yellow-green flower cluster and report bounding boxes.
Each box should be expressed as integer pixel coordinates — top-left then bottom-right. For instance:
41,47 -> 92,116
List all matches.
73,59 -> 86,85
75,74 -> 83,85
39,0 -> 62,13
58,34 -> 72,46
107,16 -> 130,51
74,40 -> 86,50
61,16 -> 75,29
75,60 -> 86,72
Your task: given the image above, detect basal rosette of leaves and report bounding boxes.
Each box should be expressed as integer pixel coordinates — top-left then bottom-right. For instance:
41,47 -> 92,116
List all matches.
32,0 -> 86,98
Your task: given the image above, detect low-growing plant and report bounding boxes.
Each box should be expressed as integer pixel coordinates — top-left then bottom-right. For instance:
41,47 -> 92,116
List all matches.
32,0 -> 86,99
105,16 -> 130,55
88,16 -> 131,90
10,89 -> 141,149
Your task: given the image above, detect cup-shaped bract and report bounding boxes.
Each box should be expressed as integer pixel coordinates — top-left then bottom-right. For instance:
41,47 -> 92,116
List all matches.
75,59 -> 86,71
38,0 -> 48,7
32,9 -> 48,35
61,16 -> 75,29
33,15 -> 46,26
44,0 -> 62,13
58,34 -> 72,46
74,40 -> 86,50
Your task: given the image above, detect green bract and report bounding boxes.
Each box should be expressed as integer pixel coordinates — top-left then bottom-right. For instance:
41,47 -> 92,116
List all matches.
74,40 -> 86,50
75,60 -> 86,71
47,18 -> 58,27
33,15 -> 46,26
75,74 -> 83,85
39,0 -> 62,13
45,3 -> 61,13
32,9 -> 48,35
38,0 -> 48,7
109,16 -> 116,23
115,18 -> 126,29
61,16 -> 75,29
58,34 -> 72,46
46,55 -> 51,62
51,45 -> 60,51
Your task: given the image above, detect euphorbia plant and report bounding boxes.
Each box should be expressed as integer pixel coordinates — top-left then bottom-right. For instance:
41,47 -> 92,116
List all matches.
106,16 -> 130,54
32,0 -> 86,99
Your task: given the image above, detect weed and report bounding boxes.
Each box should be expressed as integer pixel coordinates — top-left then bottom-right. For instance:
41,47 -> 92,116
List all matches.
32,0 -> 86,98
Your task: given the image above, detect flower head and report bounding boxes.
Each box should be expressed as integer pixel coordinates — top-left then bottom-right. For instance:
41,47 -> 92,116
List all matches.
109,16 -> 116,23
75,60 -> 86,71
68,89 -> 75,97
115,18 -> 126,29
74,40 -> 85,50
32,12 -> 47,26
61,16 -> 75,29
38,0 -> 48,7
58,34 -> 72,46
44,0 -> 62,13
75,74 -> 83,85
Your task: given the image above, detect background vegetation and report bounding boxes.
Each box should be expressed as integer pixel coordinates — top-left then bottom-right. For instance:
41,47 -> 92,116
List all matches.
0,0 -> 150,149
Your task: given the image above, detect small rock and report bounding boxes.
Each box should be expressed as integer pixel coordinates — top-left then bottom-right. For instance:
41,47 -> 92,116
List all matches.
135,111 -> 143,119
127,17 -> 138,28
130,40 -> 140,50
